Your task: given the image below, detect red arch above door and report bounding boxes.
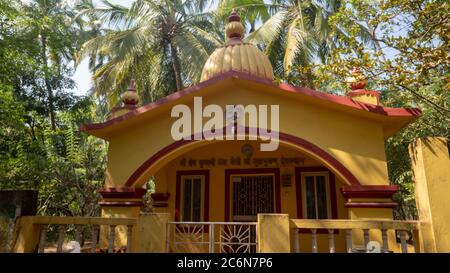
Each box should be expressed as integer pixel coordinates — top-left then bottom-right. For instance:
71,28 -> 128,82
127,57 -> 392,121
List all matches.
125,128 -> 362,187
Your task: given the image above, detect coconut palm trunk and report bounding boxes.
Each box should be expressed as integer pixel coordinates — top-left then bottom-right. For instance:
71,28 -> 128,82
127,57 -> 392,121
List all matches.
170,41 -> 183,91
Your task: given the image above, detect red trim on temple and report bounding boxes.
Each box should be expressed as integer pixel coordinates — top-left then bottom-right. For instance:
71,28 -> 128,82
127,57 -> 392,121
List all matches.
152,203 -> 169,208
345,202 -> 398,208
80,71 -> 421,133
151,192 -> 170,207
124,128 -> 362,187
99,187 -> 146,199
151,192 -> 170,202
340,185 -> 399,199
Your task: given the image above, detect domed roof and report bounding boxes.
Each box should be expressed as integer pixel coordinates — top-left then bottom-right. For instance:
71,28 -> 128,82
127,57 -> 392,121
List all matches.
200,11 -> 274,82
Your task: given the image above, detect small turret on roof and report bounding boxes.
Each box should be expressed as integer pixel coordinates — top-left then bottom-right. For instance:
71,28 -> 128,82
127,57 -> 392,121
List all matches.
346,67 -> 381,106
111,80 -> 140,119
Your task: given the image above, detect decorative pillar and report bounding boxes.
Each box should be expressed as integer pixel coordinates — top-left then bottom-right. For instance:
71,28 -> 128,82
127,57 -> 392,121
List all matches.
97,80 -> 142,250
409,137 -> 450,252
345,68 -> 381,106
98,187 -> 146,250
341,185 -> 399,252
133,213 -> 170,253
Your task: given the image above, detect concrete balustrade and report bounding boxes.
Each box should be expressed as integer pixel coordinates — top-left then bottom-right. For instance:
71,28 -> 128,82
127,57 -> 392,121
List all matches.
11,216 -> 137,253
11,213 -> 423,253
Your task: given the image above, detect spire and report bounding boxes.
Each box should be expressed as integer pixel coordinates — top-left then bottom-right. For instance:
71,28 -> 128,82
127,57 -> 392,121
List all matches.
225,10 -> 244,44
228,9 -> 241,22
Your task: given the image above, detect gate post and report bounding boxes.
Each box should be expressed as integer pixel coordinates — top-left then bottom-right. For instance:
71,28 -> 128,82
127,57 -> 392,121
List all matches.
257,214 -> 290,253
409,137 -> 450,252
133,212 -> 170,253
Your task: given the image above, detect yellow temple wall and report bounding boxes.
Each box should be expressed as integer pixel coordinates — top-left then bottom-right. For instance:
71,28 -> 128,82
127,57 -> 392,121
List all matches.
102,82 -> 389,189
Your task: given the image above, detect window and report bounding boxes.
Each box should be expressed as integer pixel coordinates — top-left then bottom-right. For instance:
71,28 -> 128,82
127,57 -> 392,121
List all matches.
302,172 -> 331,219
180,176 -> 204,221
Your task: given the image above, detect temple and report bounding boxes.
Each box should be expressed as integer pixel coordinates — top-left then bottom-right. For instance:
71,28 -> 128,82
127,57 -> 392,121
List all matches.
78,11 -> 423,252
12,11 -> 450,254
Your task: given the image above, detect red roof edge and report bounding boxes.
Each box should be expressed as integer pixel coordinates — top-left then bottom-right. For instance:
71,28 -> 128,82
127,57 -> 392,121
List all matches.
80,71 -> 422,133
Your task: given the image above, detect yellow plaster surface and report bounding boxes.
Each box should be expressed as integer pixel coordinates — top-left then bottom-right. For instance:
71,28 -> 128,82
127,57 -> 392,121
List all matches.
410,137 -> 450,252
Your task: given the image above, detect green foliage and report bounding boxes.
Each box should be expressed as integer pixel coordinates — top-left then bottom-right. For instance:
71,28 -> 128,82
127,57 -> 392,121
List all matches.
0,87 -> 106,217
37,107 -> 106,216
0,0 -> 107,217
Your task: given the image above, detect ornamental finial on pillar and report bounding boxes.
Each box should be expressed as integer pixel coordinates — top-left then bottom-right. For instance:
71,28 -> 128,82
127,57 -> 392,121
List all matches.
345,67 -> 367,91
110,80 -> 139,119
121,79 -> 139,106
345,68 -> 381,106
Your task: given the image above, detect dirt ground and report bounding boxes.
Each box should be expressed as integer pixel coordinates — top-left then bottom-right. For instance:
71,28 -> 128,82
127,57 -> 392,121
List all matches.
43,241 -> 95,253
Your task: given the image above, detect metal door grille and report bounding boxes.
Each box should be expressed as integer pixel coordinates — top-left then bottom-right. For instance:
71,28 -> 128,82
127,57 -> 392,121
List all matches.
232,175 -> 274,221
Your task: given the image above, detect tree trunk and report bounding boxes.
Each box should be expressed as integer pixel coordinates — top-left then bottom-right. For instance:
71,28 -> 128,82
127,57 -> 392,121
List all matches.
40,35 -> 56,130
169,41 -> 183,91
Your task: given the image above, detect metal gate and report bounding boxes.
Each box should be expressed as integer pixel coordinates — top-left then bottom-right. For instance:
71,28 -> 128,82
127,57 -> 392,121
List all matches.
166,222 -> 258,253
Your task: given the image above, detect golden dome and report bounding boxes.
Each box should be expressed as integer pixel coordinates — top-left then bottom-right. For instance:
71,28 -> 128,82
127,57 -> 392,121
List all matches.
200,11 -> 274,82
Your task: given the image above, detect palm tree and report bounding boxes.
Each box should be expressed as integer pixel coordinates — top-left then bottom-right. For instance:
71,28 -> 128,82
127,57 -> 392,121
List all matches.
76,0 -> 223,108
217,0 -> 374,88
215,0 -> 272,32
73,0 -> 108,73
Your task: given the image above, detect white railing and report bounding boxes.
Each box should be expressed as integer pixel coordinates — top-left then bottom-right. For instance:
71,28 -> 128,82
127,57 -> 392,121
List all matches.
166,221 -> 257,253
290,219 -> 420,253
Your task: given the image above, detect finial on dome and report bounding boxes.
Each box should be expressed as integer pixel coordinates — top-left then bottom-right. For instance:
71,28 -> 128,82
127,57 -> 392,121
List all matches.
128,79 -> 136,91
121,79 -> 139,106
226,9 -> 244,42
228,9 -> 240,22
199,8 -> 274,82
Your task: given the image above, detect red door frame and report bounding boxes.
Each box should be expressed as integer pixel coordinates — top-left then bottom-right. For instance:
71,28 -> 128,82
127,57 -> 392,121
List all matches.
224,168 -> 281,222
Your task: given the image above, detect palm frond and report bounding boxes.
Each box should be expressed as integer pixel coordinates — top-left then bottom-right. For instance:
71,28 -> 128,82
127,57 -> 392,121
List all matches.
245,10 -> 289,44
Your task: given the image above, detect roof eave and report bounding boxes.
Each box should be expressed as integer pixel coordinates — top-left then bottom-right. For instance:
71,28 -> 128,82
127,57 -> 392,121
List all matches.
80,71 -> 422,139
